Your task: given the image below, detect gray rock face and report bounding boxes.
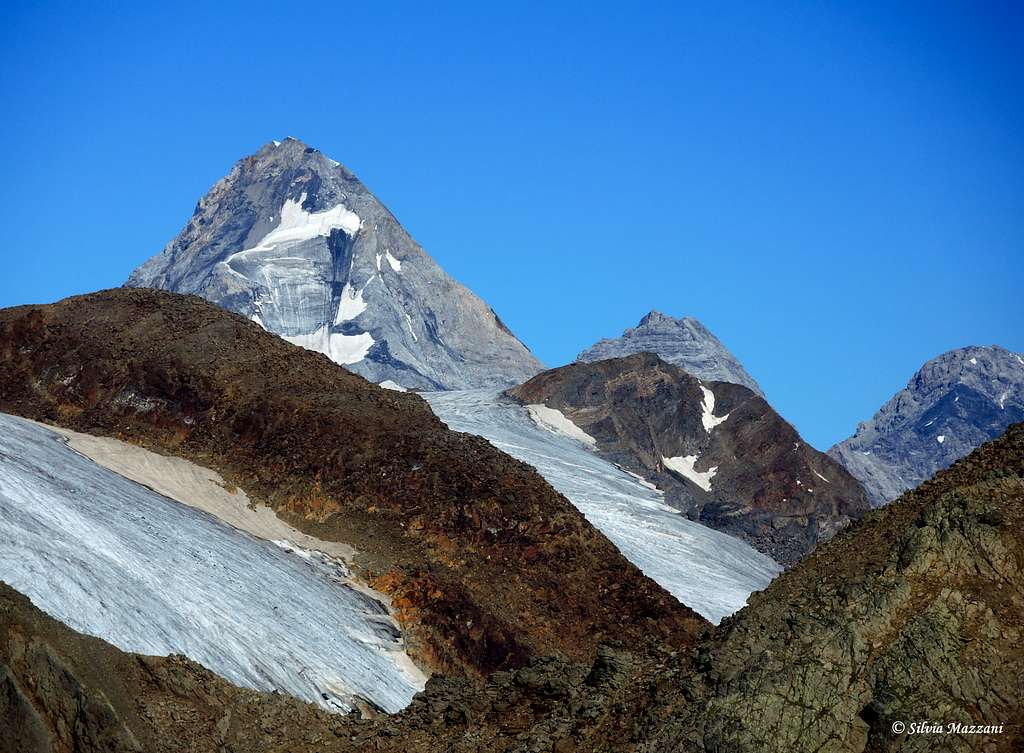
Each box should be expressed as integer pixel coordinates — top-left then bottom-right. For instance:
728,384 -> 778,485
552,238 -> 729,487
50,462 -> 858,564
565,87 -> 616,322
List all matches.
829,345 -> 1024,506
576,311 -> 763,396
126,137 -> 542,390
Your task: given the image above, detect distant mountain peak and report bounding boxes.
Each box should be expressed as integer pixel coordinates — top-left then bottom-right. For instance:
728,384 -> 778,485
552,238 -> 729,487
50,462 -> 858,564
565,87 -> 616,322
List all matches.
829,344 -> 1024,506
577,311 -> 763,396
126,138 -> 542,390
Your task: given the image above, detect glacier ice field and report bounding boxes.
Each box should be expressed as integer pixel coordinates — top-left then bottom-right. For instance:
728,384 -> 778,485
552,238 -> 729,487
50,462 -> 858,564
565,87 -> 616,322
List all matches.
0,413 -> 423,713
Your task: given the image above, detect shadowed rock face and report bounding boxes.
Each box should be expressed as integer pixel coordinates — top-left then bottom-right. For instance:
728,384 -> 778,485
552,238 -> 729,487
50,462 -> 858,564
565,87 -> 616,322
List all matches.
0,288 -> 705,680
3,424 -> 1021,752
126,137 -> 542,390
507,353 -> 869,564
830,345 -> 1024,507
576,310 -> 764,396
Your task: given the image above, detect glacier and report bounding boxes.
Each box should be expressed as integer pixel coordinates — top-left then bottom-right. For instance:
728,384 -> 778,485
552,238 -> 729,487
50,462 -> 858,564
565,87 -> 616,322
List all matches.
424,390 -> 782,624
0,413 -> 424,714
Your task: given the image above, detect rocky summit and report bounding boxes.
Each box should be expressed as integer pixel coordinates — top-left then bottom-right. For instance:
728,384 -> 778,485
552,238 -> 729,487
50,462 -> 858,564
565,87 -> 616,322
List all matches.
125,137 -> 542,390
507,353 -> 869,564
576,310 -> 764,396
830,345 -> 1024,507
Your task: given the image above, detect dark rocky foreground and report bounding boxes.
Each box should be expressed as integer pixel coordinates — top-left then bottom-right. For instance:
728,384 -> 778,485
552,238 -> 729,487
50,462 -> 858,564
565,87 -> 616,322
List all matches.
508,353 -> 870,564
3,421 -> 1022,751
0,289 -> 704,679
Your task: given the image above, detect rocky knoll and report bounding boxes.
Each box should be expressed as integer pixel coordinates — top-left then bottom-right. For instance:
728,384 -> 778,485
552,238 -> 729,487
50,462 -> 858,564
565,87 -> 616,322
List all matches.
649,421 -> 1024,752
3,421 -> 1022,751
0,289 -> 704,679
507,353 -> 869,564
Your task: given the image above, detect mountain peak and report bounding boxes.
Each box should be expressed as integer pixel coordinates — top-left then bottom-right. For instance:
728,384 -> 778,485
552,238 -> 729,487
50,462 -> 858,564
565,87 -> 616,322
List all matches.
577,312 -> 763,396
125,141 -> 542,390
637,310 -> 671,327
829,343 -> 1024,506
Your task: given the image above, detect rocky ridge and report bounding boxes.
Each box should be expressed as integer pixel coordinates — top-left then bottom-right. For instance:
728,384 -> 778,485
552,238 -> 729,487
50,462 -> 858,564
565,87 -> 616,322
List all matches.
507,353 -> 869,564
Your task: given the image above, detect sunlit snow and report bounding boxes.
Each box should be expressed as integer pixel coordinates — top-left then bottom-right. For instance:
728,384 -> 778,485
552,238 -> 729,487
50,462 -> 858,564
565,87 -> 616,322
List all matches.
334,282 -> 368,323
282,326 -> 374,365
699,385 -> 729,433
663,454 -> 717,492
424,391 -> 780,624
527,404 -> 598,447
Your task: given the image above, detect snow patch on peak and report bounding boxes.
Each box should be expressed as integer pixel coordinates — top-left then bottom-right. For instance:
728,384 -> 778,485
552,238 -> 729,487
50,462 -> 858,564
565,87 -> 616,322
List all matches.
282,326 -> 374,365
699,385 -> 729,433
937,435 -> 946,444
384,250 -> 402,272
379,380 -> 407,392
527,405 -> 597,447
663,454 -> 717,492
236,193 -> 361,260
969,357 -> 978,365
335,282 -> 368,323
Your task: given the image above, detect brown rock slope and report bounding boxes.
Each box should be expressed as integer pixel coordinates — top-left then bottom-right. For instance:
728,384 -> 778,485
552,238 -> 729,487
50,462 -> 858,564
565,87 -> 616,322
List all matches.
0,289 -> 705,678
648,421 -> 1024,752
507,353 -> 870,564
3,421 -> 1022,752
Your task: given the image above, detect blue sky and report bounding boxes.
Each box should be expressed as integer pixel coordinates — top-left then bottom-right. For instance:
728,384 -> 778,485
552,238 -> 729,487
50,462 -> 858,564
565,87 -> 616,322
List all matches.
2,1 -> 1021,449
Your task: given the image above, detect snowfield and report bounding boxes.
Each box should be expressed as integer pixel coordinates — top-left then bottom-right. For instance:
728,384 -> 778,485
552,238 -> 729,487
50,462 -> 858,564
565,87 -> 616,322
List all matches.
0,413 -> 424,714
424,390 -> 781,624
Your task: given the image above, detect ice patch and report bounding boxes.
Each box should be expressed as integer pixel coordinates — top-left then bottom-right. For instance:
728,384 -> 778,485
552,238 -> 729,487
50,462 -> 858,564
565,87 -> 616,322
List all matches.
334,282 -> 367,323
812,469 -> 831,484
379,380 -> 407,392
969,357 -> 978,365
937,435 -> 946,444
404,313 -> 419,342
699,386 -> 729,433
238,193 -> 360,255
663,454 -> 717,492
526,404 -> 597,447
282,326 -> 374,365
375,252 -> 382,272
272,140 -> 281,146
385,250 -> 402,272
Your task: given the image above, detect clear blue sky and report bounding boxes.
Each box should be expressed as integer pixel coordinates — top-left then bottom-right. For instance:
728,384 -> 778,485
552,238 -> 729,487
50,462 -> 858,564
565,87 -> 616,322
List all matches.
2,1 -> 1021,449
